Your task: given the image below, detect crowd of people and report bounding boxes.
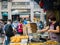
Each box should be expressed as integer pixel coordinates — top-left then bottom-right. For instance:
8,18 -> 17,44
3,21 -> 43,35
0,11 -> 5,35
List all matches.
0,15 -> 60,45
0,18 -> 28,45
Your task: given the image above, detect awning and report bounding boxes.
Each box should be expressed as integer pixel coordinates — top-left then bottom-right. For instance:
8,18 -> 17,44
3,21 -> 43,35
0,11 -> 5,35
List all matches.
2,12 -> 8,16
12,10 -> 19,15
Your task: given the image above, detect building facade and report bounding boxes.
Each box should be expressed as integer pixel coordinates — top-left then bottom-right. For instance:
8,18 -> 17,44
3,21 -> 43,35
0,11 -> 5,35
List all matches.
0,0 -> 46,22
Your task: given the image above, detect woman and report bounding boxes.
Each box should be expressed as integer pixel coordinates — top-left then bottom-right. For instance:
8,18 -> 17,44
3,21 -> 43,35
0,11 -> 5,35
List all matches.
17,20 -> 23,35
37,16 -> 60,42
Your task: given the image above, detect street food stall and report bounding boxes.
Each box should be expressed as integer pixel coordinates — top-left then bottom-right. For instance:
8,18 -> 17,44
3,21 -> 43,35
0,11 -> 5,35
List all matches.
9,23 -> 60,45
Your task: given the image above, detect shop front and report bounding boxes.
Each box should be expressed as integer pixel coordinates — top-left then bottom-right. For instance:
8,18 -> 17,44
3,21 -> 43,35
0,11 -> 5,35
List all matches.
11,9 -> 30,21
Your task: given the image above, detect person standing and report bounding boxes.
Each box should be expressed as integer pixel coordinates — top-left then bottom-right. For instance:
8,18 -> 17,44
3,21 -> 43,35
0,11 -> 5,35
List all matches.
0,19 -> 4,36
17,19 -> 23,35
39,21 -> 44,30
3,20 -> 14,45
23,18 -> 27,25
0,19 -> 4,45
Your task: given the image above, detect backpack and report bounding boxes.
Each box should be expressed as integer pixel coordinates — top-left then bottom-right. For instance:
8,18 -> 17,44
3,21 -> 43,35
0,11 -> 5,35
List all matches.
5,24 -> 14,37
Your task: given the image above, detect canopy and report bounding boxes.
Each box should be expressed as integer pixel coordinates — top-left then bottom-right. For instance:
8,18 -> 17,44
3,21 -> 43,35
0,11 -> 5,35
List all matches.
2,12 -> 8,16
12,10 -> 19,15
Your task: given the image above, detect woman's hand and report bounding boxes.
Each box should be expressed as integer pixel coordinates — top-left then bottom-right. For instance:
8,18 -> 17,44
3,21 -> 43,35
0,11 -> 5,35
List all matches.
48,30 -> 51,33
37,30 -> 41,33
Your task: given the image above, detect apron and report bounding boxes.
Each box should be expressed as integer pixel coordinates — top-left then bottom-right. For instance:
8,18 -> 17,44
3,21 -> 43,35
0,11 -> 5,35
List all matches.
49,24 -> 60,42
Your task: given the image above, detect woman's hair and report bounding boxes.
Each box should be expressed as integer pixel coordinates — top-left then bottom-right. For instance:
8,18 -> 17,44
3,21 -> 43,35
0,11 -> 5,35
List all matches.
48,15 -> 56,21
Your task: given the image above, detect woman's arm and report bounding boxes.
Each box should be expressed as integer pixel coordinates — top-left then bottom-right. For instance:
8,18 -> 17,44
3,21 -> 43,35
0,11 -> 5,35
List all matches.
37,26 -> 49,33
